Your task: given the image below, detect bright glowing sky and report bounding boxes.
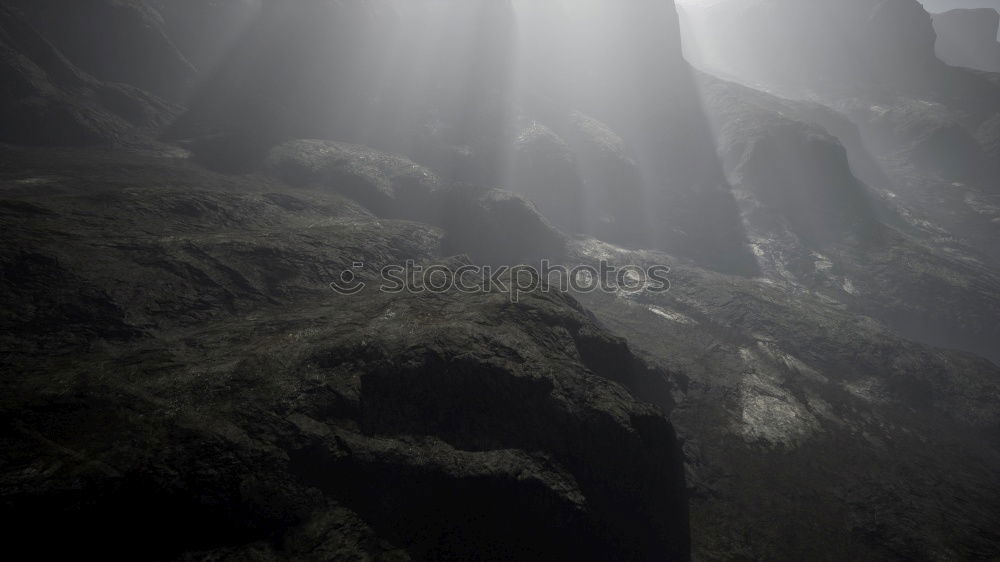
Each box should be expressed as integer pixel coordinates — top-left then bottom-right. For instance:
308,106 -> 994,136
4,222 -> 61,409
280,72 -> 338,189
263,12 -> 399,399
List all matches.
675,0 -> 1000,9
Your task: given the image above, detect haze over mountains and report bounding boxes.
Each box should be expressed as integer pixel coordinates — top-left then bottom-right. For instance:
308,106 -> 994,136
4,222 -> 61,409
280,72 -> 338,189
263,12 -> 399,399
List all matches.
932,7 -> 1000,71
1,0 -> 999,560
920,0 -> 1000,13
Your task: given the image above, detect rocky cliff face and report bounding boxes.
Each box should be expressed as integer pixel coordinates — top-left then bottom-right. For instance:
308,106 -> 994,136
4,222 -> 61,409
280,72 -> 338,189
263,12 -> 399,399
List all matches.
0,3 -> 176,146
933,8 -> 1000,72
683,0 -> 1000,262
695,74 -> 1000,365
5,0 -> 197,102
704,79 -> 880,248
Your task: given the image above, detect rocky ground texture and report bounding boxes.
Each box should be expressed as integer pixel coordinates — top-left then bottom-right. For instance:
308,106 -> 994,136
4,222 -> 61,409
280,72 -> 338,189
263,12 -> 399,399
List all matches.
0,146 -> 688,560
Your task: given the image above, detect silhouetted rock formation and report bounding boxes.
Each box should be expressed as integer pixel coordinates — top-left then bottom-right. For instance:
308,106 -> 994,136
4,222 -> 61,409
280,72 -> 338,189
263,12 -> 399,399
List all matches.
680,8 -> 1000,365
515,0 -> 757,273
5,0 -> 197,102
0,3 -> 176,146
683,0 -> 1000,276
921,0 -> 1000,15
682,0 -> 939,88
933,8 -> 1000,72
704,80 -> 879,248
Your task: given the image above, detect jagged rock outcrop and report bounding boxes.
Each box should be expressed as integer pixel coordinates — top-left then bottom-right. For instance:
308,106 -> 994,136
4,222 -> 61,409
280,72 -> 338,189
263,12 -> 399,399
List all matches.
264,140 -> 445,222
263,139 -> 567,266
866,0 -> 938,73
696,75 -> 1000,365
538,0 -> 755,274
682,0 -> 1000,120
5,0 -> 197,102
933,8 -> 1000,72
708,93 -> 878,247
0,3 -> 176,146
0,145 -> 688,561
682,0 -> 1000,277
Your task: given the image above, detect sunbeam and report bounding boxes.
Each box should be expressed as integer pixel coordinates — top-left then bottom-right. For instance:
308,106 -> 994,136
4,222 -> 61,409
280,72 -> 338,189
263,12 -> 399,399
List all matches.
3,1 -> 1000,559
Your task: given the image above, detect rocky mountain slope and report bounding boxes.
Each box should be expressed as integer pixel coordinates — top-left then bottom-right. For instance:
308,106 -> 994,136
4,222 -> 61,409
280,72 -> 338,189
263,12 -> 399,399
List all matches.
570,238 -> 1000,560
0,146 -> 688,560
3,0 -> 1000,560
682,0 -> 1000,355
695,74 -> 1000,364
